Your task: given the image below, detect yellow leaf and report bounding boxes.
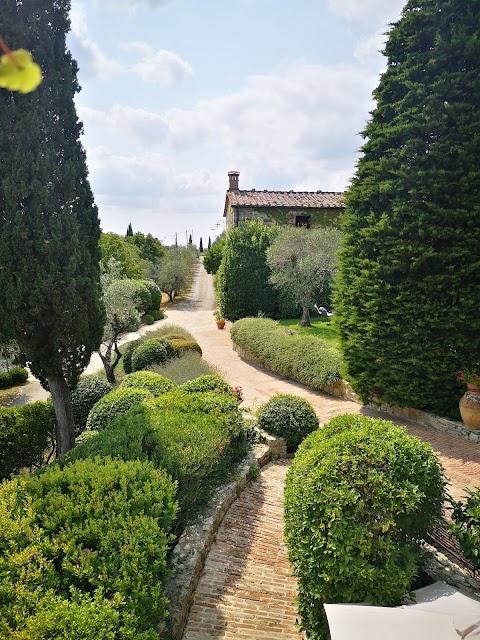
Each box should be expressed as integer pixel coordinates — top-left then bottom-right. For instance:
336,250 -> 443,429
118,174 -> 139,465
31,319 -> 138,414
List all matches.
0,49 -> 42,94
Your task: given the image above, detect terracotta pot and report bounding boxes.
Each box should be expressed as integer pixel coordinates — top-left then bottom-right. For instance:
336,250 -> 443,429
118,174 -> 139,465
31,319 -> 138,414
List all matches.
459,387 -> 480,429
215,320 -> 225,330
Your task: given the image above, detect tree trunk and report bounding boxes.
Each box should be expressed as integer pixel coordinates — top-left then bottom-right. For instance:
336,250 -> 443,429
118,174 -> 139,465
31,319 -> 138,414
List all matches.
98,341 -> 119,385
300,305 -> 311,327
47,373 -> 75,456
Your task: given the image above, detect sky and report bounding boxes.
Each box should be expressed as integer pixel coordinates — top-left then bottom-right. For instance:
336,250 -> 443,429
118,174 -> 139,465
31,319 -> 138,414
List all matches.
67,0 -> 406,247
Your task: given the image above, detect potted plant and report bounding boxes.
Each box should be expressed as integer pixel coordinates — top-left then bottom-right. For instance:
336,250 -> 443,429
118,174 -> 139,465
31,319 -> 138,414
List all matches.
457,369 -> 480,429
213,310 -> 225,330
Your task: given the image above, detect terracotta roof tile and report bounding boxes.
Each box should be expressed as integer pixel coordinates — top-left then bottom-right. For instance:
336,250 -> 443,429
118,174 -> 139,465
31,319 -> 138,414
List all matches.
226,189 -> 345,209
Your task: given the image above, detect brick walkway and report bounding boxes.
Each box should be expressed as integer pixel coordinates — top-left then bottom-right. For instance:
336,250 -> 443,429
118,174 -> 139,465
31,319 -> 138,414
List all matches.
183,460 -> 301,640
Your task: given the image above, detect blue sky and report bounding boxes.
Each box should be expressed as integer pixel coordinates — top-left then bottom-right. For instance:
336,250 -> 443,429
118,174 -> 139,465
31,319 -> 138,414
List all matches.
68,0 -> 406,247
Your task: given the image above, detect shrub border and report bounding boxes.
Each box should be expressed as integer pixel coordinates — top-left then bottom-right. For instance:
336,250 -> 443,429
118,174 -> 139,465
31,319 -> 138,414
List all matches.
162,433 -> 286,640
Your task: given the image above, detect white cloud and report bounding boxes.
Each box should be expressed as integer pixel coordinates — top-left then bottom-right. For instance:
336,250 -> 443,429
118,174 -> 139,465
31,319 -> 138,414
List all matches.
69,4 -> 122,78
94,0 -> 174,8
354,31 -> 386,65
327,0 -> 405,24
121,42 -> 193,85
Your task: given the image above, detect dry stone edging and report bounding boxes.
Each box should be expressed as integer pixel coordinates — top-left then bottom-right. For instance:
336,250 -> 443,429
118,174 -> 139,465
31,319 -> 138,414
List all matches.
162,435 -> 287,640
232,344 -> 479,443
421,541 -> 480,594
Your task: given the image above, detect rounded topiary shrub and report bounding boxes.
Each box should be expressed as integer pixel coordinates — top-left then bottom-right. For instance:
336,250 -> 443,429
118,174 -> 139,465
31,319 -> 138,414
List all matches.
0,367 -> 29,389
85,387 -> 152,432
257,394 -> 319,449
142,314 -> 155,325
131,339 -> 178,373
148,309 -> 163,321
72,376 -> 111,435
120,371 -> 177,396
284,414 -> 446,640
181,374 -> 231,395
122,338 -> 144,375
166,338 -> 202,355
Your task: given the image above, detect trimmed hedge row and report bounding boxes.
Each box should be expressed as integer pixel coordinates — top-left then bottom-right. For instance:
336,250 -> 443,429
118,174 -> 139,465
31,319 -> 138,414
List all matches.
231,317 -> 342,388
63,389 -> 247,530
0,401 -> 56,481
0,366 -> 28,389
0,457 -> 176,639
284,414 -> 446,640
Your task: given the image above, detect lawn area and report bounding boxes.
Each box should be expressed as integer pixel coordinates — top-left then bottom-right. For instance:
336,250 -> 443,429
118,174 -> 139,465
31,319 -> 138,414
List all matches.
278,317 -> 340,347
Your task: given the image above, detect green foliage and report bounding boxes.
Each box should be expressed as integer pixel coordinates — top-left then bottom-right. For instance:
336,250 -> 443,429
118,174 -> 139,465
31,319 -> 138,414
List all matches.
217,221 -> 279,320
142,314 -> 154,325
257,394 -> 319,449
450,488 -> 480,571
152,351 -> 218,385
334,0 -> 480,419
0,401 -> 55,481
131,338 -> 178,372
181,373 -> 231,395
72,376 -> 111,435
127,232 -> 164,265
99,233 -> 148,280
266,226 -> 340,326
0,0 -> 105,453
284,414 -> 446,640
166,338 -> 202,355
0,458 -> 176,638
231,317 -> 342,388
203,238 -> 225,274
152,246 -> 196,302
147,309 -> 163,321
119,371 -> 177,396
61,391 -> 247,529
85,387 -> 152,432
0,366 -> 28,389
149,324 -> 196,341
122,339 -> 144,375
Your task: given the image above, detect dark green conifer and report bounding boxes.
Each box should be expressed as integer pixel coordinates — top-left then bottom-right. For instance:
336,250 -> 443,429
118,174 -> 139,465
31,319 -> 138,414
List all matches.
126,222 -> 133,236
334,0 -> 480,418
0,0 -> 104,453
199,237 -> 203,253
208,236 -> 212,250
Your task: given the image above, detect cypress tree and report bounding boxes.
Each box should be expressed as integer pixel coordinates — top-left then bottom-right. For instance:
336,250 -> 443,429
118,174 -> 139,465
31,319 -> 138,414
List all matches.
208,236 -> 211,250
334,0 -> 480,418
199,237 -> 203,253
188,233 -> 192,246
126,222 -> 133,237
0,0 -> 105,453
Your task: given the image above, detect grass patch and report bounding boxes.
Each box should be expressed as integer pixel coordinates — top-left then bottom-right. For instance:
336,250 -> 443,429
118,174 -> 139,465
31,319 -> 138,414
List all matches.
0,387 -> 21,408
278,316 -> 340,346
152,352 -> 218,385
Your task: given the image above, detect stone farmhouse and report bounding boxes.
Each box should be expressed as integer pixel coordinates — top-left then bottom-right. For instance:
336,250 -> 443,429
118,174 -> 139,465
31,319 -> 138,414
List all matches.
223,171 -> 345,231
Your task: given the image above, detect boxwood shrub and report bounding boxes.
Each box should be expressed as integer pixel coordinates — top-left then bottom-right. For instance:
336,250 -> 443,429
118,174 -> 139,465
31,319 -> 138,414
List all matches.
0,366 -> 28,389
181,373 -> 231,395
62,390 -> 247,530
147,309 -> 163,321
119,371 -> 177,396
71,376 -> 111,435
0,457 -> 176,639
85,387 -> 152,432
122,338 -> 144,375
131,338 -> 178,372
0,401 -> 55,481
231,317 -> 341,388
257,394 -> 318,449
284,414 -> 446,640
142,314 -> 155,325
167,338 -> 202,355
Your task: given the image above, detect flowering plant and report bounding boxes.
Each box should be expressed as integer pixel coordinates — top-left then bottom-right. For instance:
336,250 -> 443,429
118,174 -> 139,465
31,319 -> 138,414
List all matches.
457,370 -> 480,386
230,386 -> 243,403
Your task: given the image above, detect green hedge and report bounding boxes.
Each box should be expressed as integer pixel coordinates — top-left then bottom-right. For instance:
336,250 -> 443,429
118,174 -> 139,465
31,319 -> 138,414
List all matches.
166,338 -> 202,355
257,394 -> 318,449
180,373 -> 231,395
231,317 -> 341,388
122,338 -> 144,375
119,371 -> 177,396
62,390 -> 247,530
0,457 -> 176,639
0,366 -> 28,389
284,414 -> 446,640
72,376 -> 111,435
131,338 -> 178,372
85,387 -> 152,432
0,401 -> 55,481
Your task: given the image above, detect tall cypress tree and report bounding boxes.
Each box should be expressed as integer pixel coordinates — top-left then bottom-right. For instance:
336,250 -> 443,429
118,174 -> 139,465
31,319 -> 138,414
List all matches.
334,0 -> 480,418
0,0 -> 104,453
208,236 -> 211,250
126,222 -> 133,236
199,237 -> 203,253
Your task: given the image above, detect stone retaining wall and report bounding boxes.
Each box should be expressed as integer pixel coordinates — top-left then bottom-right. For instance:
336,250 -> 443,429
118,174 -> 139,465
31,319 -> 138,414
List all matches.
421,541 -> 480,594
162,435 -> 287,640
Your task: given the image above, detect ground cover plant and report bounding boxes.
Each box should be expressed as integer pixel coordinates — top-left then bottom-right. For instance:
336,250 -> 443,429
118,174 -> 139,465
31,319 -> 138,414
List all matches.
278,317 -> 339,347
257,394 -> 319,449
0,457 -> 176,639
62,387 -> 247,531
284,414 -> 446,640
152,351 -> 218,385
231,317 -> 342,388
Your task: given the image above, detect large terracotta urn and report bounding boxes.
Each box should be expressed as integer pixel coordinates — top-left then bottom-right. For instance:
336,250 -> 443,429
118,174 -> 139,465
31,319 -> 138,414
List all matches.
459,383 -> 480,429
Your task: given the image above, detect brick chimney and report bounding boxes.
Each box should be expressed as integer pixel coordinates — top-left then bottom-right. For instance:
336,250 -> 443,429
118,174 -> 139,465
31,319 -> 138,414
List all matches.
228,170 -> 240,191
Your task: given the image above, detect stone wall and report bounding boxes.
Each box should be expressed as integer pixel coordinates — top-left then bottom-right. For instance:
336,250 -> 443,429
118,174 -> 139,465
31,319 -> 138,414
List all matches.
227,206 -> 343,230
